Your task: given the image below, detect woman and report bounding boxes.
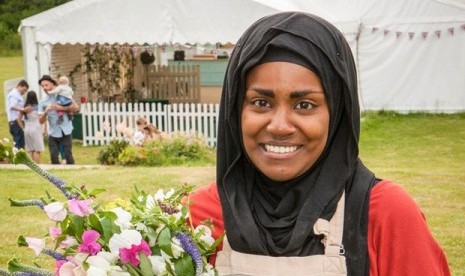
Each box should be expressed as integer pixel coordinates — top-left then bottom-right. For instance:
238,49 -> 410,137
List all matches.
17,91 -> 45,163
189,12 -> 450,275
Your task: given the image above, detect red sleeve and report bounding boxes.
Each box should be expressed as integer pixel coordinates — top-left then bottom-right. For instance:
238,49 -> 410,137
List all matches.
368,180 -> 450,276
189,183 -> 224,264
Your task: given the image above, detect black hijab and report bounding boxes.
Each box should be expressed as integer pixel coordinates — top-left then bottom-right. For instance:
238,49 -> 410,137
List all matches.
216,12 -> 376,275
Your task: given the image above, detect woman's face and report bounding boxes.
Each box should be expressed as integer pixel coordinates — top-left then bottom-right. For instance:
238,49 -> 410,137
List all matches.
241,61 -> 329,181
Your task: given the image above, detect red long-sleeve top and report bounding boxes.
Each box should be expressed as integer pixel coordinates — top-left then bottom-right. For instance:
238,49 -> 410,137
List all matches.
189,180 -> 450,275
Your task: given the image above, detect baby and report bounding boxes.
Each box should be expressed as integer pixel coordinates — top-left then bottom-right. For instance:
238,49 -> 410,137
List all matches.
49,76 -> 74,122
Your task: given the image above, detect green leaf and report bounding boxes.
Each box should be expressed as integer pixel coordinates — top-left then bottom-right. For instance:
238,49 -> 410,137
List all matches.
139,253 -> 153,276
158,227 -> 173,256
70,214 -> 85,239
100,216 -> 119,243
17,235 -> 27,247
88,188 -> 106,196
88,214 -> 103,233
174,254 -> 195,276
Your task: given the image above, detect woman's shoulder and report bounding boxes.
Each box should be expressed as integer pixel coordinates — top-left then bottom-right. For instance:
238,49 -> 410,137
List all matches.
368,180 -> 451,275
369,179 -> 426,223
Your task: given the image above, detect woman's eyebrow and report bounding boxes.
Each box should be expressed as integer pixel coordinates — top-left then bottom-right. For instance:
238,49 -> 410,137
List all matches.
250,88 -> 322,98
252,88 -> 274,98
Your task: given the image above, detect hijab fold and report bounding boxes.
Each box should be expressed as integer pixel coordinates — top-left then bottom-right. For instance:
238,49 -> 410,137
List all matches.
216,12 -> 375,275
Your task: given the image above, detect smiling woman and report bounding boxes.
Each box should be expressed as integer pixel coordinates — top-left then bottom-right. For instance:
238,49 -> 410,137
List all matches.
242,61 -> 329,181
187,11 -> 451,276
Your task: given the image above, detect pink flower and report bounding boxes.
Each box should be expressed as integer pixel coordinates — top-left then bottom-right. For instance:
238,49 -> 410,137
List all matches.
50,227 -> 62,240
68,199 -> 94,217
55,260 -> 67,276
60,236 -> 78,249
119,240 -> 151,267
78,230 -> 101,255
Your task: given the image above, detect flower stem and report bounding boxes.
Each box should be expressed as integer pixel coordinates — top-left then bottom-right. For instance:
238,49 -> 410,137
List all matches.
8,199 -> 45,210
13,150 -> 74,199
7,259 -> 53,276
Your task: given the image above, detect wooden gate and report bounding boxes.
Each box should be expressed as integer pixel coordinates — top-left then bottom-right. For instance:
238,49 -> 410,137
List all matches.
146,64 -> 200,103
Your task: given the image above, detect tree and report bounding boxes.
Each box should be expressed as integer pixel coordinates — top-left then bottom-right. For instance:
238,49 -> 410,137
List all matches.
0,0 -> 71,55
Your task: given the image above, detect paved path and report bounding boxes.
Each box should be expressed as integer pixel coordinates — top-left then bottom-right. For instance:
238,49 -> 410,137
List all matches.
0,164 -> 103,170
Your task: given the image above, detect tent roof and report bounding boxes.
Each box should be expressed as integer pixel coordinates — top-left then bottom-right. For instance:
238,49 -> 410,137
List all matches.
19,0 -> 280,45
254,0 -> 465,32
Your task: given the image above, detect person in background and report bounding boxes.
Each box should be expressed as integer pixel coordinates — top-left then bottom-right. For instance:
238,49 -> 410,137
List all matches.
188,12 -> 450,275
17,91 -> 44,163
38,75 -> 79,165
6,80 -> 30,149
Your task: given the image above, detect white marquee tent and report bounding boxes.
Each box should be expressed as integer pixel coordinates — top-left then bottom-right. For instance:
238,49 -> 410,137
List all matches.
254,0 -> 465,112
18,0 -> 280,95
19,0 -> 465,112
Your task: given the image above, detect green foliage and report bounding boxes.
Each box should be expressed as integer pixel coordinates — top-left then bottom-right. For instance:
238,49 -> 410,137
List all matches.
118,146 -> 148,166
0,0 -> 72,55
0,137 -> 15,163
101,133 -> 215,166
96,139 -> 129,165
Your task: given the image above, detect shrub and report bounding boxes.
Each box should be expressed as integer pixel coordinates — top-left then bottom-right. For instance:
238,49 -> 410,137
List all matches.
0,138 -> 15,163
98,132 -> 215,166
97,139 -> 129,165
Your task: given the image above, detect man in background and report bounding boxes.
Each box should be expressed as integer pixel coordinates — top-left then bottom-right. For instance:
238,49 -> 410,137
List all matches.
38,75 -> 79,164
6,80 -> 30,149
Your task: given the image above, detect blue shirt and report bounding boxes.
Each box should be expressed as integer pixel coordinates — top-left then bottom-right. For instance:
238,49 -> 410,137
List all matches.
38,94 -> 74,138
6,88 -> 24,122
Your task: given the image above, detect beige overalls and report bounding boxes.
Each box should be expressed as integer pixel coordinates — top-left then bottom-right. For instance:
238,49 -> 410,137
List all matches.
216,193 -> 347,276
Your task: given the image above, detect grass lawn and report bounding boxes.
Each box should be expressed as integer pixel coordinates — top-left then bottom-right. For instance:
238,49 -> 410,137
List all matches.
1,56 -> 464,274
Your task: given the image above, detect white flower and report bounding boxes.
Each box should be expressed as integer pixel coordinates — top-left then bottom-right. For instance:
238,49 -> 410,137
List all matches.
148,255 -> 168,275
153,189 -> 165,201
135,222 -> 148,233
109,230 -> 143,255
4,138 -> 9,142
111,207 -> 133,230
25,237 -> 45,256
44,202 -> 67,222
5,150 -> 9,157
146,195 -> 157,210
194,225 -> 215,247
152,188 -> 174,202
60,236 -> 78,249
170,237 -> 185,258
86,254 -> 130,276
201,263 -> 216,276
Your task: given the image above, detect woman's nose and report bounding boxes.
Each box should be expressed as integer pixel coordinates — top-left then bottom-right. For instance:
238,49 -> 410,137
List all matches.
266,107 -> 296,136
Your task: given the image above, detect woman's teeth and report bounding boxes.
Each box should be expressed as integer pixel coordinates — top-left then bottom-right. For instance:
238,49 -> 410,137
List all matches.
264,145 -> 298,153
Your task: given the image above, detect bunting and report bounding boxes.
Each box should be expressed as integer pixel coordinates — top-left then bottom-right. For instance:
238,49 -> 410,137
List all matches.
369,23 -> 465,41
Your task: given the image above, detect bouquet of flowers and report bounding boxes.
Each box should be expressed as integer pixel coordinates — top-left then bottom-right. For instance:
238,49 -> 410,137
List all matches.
1,149 -> 221,276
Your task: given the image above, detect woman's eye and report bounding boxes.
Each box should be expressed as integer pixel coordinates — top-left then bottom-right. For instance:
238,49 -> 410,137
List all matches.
295,101 -> 314,110
252,99 -> 270,108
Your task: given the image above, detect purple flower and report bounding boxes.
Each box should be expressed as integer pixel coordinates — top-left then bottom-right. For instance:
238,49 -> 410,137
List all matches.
13,150 -> 74,199
9,199 -> 45,209
176,232 -> 203,276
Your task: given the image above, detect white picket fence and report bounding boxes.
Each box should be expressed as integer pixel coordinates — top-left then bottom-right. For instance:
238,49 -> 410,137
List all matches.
80,102 -> 220,147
